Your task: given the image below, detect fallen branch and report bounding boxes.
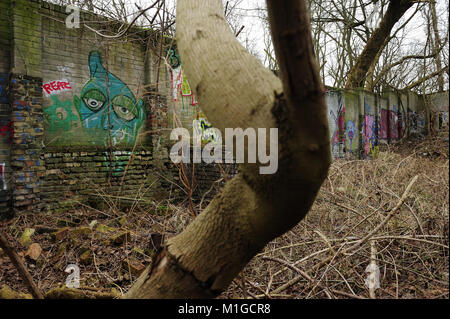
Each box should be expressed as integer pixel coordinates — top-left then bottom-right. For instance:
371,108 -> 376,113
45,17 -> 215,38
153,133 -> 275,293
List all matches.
263,256 -> 365,299
314,175 -> 420,271
45,286 -> 120,299
271,175 -> 419,295
0,285 -> 32,299
0,231 -> 44,299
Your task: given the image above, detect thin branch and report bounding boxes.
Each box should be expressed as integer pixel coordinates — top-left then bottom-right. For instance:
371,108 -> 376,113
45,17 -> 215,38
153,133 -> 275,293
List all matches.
84,0 -> 160,39
0,231 -> 44,299
402,65 -> 449,90
263,256 -> 366,299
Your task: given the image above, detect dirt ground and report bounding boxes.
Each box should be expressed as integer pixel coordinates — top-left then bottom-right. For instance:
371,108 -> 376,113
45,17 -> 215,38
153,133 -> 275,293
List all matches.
1,133 -> 448,299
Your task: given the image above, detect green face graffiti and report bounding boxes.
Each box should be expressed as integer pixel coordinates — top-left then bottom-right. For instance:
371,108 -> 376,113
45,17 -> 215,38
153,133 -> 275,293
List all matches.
74,51 -> 145,146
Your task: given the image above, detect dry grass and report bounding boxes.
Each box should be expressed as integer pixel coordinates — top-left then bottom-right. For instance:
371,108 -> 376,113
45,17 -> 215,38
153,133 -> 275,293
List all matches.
221,134 -> 449,299
0,134 -> 448,299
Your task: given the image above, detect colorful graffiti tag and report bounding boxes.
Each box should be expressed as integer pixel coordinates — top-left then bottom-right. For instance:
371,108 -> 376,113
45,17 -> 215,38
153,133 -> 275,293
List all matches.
379,109 -> 389,140
326,91 -> 345,159
388,106 -> 399,140
170,65 -> 198,108
379,107 -> 399,141
346,120 -> 355,153
0,163 -> 5,191
43,80 -> 72,96
362,115 -> 377,158
167,46 -> 222,145
0,120 -> 13,144
165,46 -> 181,69
43,51 -> 145,146
44,95 -> 81,132
361,98 -> 378,158
194,118 -> 221,144
167,45 -> 198,110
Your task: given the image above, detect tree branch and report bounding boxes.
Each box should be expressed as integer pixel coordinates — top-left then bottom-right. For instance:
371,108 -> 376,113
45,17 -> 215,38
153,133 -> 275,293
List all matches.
84,0 -> 160,39
0,231 -> 44,299
402,65 -> 449,90
124,0 -> 330,299
345,0 -> 415,88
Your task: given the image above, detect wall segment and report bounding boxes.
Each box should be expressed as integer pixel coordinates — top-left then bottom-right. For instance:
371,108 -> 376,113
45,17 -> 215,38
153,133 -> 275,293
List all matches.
0,0 -> 448,218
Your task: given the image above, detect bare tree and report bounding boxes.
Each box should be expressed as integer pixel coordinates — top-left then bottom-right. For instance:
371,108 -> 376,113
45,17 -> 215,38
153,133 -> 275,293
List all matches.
250,0 -> 449,93
344,0 -> 414,88
124,0 -> 330,298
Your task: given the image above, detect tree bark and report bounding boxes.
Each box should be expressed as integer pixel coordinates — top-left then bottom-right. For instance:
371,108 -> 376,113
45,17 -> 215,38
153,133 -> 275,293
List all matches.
345,0 -> 414,89
124,0 -> 330,299
429,0 -> 444,92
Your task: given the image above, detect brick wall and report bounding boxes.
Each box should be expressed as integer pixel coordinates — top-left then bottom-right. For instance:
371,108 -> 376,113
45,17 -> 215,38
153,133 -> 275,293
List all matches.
0,0 -> 12,217
41,150 -> 157,212
9,75 -> 44,211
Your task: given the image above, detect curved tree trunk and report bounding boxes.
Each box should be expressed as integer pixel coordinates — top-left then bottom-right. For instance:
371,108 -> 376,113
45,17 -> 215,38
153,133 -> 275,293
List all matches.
345,0 -> 414,89
124,0 -> 330,299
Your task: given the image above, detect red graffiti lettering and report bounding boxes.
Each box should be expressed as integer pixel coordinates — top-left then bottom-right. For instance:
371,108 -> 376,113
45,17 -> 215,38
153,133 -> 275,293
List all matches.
42,80 -> 72,96
0,120 -> 14,144
43,83 -> 52,95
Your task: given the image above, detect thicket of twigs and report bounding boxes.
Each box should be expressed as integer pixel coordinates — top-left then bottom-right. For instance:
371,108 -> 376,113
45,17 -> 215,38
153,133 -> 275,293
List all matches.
0,134 -> 448,299
223,134 -> 449,299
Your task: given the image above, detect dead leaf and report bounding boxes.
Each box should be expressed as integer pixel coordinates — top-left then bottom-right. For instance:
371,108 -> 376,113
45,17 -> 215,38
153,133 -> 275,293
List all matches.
25,243 -> 42,261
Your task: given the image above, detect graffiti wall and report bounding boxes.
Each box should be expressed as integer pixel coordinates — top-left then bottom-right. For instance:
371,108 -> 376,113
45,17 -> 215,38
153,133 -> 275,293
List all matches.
42,51 -> 146,147
0,72 -> 11,216
0,0 -> 12,217
167,46 -> 220,144
362,94 -> 378,159
324,89 -> 363,159
0,0 -> 163,214
322,88 -> 439,161
379,90 -> 412,142
428,91 -> 449,132
326,90 -> 345,159
344,91 -> 360,158
378,97 -> 389,141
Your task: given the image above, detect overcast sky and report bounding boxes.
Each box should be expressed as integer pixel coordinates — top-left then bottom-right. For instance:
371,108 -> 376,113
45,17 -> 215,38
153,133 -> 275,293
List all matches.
162,0 -> 446,66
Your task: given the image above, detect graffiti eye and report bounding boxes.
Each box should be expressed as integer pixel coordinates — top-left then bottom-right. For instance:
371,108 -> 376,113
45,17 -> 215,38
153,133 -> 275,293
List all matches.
112,95 -> 137,121
87,98 -> 102,109
82,89 -> 106,111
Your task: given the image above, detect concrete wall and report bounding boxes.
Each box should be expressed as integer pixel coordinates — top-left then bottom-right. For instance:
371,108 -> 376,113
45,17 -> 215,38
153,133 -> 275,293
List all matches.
324,86 -> 447,160
0,0 -> 12,216
428,91 -> 449,131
